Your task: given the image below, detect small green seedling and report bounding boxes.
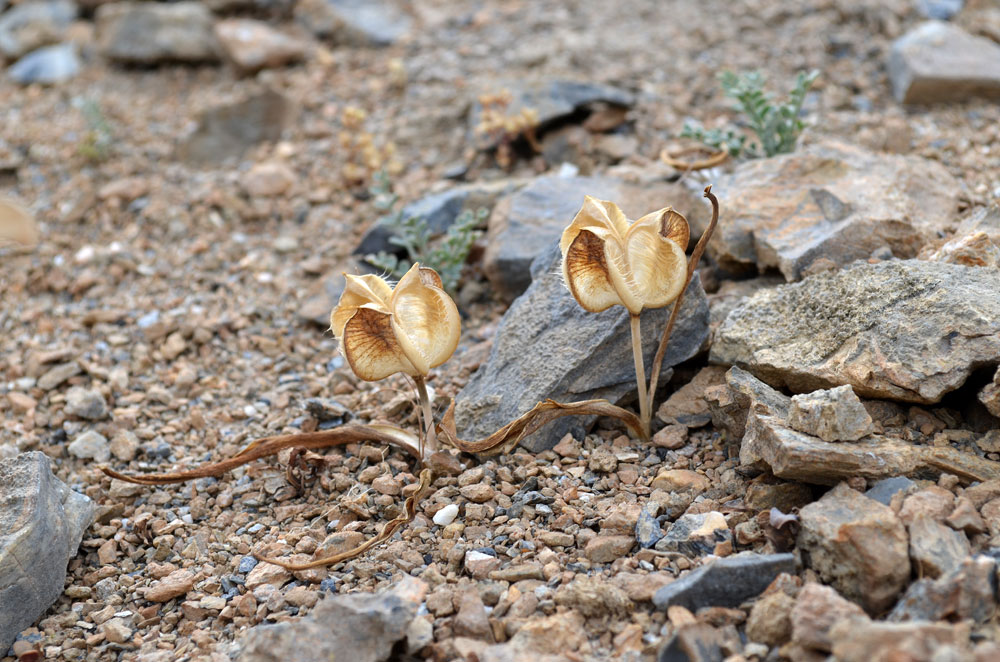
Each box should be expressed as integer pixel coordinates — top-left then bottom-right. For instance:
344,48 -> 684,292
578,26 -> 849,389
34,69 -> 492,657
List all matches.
682,69 -> 818,159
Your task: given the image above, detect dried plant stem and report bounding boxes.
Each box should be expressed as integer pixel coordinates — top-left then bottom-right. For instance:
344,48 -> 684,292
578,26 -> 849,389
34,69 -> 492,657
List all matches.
647,185 -> 720,413
630,313 -> 651,439
412,375 -> 438,457
256,468 -> 434,571
659,147 -> 729,172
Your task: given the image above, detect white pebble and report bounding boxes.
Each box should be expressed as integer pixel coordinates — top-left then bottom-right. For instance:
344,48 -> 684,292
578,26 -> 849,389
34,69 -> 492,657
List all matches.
433,504 -> 459,526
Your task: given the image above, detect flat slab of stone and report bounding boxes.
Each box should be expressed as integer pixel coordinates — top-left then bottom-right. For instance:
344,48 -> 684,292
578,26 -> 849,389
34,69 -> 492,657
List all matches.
294,0 -> 411,46
710,260 -> 1000,404
889,21 -> 1000,104
744,409 -> 1000,484
1,452 -> 95,652
455,246 -> 709,452
709,140 -> 961,279
96,1 -> 221,65
652,552 -> 796,611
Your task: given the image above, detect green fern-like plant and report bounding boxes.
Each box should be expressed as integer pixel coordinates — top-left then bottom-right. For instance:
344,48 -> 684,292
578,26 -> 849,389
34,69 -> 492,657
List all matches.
681,69 -> 818,159
365,172 -> 487,295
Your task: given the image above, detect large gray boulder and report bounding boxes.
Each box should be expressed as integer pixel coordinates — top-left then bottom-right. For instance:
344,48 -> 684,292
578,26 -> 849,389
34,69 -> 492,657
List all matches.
96,1 -> 221,65
888,21 -> 1000,104
709,140 -> 961,279
710,260 -> 1000,403
455,246 -> 709,451
0,452 -> 95,652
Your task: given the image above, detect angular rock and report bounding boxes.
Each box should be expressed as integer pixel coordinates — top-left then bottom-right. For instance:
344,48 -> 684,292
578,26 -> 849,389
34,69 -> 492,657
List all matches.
452,585 -> 493,641
906,516 -> 971,579
865,476 -> 917,506
176,89 -> 297,165
483,175 -> 708,302
652,552 -> 796,611
791,582 -> 867,653
916,0 -> 964,20
888,555 -> 996,624
980,366 -> 1000,418
68,430 -> 110,463
745,590 -> 795,647
708,140 -> 960,279
469,79 -> 634,151
8,42 -> 80,85
0,0 -> 76,59
797,483 -> 910,614
922,202 -> 1000,269
828,617 -> 973,662
478,611 -> 587,662
655,512 -> 732,557
657,623 -> 734,662
355,179 -> 516,259
294,0 -> 411,46
711,260 -> 1000,404
96,2 -> 221,65
787,385 -> 874,442
215,19 -> 306,74
0,452 -> 95,652
145,568 -> 195,602
656,365 -> 727,427
706,366 -> 790,446
635,505 -> 663,549
455,246 -> 709,451
237,576 -> 427,662
889,21 -> 1000,104
554,576 -> 631,618
64,386 -> 108,420
584,535 -> 634,563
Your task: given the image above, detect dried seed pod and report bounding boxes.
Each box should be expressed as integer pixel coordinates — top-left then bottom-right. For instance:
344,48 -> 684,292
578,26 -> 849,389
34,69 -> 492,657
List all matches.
330,263 -> 461,381
560,196 -> 689,316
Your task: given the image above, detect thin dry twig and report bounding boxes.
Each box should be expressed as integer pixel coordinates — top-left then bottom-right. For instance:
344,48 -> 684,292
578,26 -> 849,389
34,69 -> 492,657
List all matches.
100,424 -> 423,486
646,185 -> 720,410
660,147 -> 729,172
255,468 -> 434,571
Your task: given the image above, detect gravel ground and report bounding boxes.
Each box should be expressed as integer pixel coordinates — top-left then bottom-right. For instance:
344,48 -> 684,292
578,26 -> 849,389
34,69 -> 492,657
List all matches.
2,0 -> 1000,660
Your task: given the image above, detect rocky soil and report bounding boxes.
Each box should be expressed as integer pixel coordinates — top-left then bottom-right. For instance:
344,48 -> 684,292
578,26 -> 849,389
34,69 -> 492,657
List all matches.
2,0 -> 1000,661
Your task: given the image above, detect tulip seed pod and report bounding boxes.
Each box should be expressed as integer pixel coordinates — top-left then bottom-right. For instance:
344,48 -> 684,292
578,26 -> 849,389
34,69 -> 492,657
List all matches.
331,263 -> 461,382
560,196 -> 690,315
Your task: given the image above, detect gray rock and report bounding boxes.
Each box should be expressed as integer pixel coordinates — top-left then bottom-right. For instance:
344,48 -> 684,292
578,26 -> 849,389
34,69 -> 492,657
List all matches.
214,19 -> 307,74
236,576 -> 426,662
709,140 -> 961,279
455,246 -> 709,452
705,365 -> 790,447
654,512 -> 732,557
741,409 -> 1000,484
865,476 -> 917,506
294,0 -> 411,46
0,452 -> 95,652
888,21 -> 1000,104
68,430 -> 110,462
907,516 -> 971,579
635,504 -> 662,549
469,79 -> 634,150
63,386 -> 108,420
710,260 -> 1000,404
355,179 -> 517,258
797,483 -> 910,614
0,0 -> 76,60
8,42 -> 80,85
483,175 -> 708,302
980,366 -> 1000,418
915,0 -> 964,20
888,555 -> 996,624
176,89 -> 297,165
787,385 -> 874,442
36,361 -> 80,390
96,1 -> 221,65
652,552 -> 796,611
